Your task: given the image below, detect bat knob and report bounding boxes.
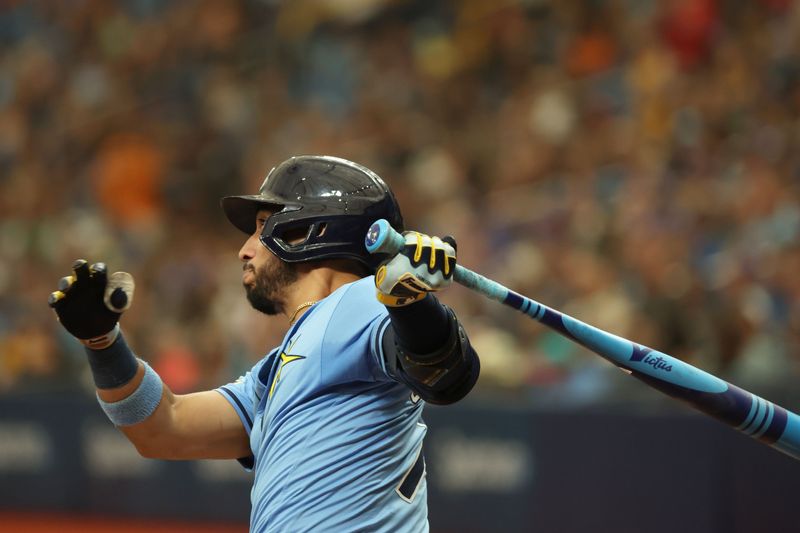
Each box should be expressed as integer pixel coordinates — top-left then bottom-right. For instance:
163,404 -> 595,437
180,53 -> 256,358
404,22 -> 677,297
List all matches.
365,219 -> 392,254
109,288 -> 128,311
104,271 -> 135,312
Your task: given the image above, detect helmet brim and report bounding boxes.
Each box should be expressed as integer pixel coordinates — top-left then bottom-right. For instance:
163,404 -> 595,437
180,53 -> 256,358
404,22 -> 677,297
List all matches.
221,194 -> 285,234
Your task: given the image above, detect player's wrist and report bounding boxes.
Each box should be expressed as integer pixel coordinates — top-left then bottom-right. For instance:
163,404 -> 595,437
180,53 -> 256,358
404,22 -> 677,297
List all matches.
376,288 -> 426,307
79,323 -> 121,350
84,330 -> 140,389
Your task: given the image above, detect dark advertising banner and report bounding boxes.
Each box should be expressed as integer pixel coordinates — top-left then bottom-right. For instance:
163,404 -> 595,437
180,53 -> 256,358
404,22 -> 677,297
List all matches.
1,393 -> 798,532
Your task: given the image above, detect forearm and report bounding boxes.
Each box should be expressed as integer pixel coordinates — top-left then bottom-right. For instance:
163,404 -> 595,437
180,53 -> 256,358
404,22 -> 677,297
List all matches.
111,369 -> 181,458
386,293 -> 450,354
118,388 -> 248,460
88,335 -> 249,460
88,335 -> 177,455
385,294 -> 480,404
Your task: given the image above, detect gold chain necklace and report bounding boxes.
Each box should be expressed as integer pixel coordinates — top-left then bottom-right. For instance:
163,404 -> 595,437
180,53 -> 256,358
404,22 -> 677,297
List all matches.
288,300 -> 318,325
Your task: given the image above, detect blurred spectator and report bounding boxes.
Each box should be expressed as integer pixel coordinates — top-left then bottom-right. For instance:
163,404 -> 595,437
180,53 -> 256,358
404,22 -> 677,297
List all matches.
1,0 -> 799,406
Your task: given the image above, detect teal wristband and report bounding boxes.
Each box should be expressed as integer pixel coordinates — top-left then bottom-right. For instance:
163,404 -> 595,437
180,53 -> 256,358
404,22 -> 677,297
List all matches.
97,361 -> 163,426
84,329 -> 139,389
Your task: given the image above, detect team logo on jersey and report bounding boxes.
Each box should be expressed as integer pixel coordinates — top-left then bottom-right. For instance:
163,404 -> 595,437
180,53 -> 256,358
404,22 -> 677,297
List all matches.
269,336 -> 306,399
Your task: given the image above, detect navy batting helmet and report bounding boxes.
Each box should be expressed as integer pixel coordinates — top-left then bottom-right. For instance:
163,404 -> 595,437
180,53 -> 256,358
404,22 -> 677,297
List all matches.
221,155 -> 404,272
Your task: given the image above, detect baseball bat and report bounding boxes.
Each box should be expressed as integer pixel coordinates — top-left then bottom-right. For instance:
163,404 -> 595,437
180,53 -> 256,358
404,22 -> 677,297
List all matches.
365,219 -> 800,461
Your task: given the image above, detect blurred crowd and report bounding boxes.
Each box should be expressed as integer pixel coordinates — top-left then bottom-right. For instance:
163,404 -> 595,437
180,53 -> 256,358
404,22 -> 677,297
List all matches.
1,0 -> 799,405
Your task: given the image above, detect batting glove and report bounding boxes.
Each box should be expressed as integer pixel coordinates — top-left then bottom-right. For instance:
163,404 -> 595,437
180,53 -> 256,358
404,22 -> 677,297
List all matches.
48,259 -> 135,349
375,232 -> 457,307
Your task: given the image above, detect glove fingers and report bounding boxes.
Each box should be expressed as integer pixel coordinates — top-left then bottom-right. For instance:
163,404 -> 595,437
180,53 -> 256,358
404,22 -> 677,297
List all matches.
72,259 -> 90,283
48,291 -> 65,308
50,274 -> 75,309
57,275 -> 74,292
89,262 -> 107,288
433,248 -> 455,278
411,245 -> 453,274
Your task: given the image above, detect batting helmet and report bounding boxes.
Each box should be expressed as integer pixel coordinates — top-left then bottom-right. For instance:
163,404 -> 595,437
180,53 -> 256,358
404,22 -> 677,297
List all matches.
221,155 -> 404,272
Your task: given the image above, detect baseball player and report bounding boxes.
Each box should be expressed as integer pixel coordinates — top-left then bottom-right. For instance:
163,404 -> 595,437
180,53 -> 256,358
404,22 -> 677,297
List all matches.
48,155 -> 481,532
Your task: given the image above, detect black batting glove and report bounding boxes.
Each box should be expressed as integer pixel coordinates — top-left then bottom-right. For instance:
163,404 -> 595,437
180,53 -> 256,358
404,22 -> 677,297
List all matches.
48,259 -> 134,349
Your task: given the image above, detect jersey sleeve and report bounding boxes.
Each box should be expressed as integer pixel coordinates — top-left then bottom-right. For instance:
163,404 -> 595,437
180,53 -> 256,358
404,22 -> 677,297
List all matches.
368,314 -> 394,381
215,352 -> 274,469
319,280 -> 396,383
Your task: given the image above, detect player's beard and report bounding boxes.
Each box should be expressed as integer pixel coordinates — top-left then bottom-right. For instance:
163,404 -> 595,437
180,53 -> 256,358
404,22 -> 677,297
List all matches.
243,258 -> 298,315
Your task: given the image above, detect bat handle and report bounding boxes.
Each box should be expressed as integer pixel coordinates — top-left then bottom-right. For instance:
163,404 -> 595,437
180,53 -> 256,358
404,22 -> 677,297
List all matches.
365,219 -> 406,255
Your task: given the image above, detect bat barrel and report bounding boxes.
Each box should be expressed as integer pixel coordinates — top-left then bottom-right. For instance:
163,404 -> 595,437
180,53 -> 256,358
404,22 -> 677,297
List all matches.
632,370 -> 800,460
533,299 -> 800,461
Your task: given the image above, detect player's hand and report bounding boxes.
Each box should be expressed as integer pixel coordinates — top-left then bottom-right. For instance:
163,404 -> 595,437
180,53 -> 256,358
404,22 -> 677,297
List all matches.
375,232 -> 457,307
48,259 -> 135,349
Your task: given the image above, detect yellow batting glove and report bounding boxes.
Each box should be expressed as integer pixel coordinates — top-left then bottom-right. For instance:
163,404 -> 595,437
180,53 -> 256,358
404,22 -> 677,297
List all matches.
375,232 -> 457,307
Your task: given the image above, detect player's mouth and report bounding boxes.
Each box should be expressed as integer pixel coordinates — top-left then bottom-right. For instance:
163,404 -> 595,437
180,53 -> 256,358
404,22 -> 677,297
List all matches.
243,264 -> 255,284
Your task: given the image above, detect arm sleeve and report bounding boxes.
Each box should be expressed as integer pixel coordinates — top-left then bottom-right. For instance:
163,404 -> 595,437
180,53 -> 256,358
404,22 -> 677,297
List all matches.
383,294 -> 480,405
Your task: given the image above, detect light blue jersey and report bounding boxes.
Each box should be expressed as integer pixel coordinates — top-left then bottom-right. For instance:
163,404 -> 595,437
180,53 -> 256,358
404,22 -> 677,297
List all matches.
217,277 -> 428,532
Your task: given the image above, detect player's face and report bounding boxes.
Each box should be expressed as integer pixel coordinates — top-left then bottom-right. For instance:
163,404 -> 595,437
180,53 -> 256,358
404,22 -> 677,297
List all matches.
239,210 -> 298,315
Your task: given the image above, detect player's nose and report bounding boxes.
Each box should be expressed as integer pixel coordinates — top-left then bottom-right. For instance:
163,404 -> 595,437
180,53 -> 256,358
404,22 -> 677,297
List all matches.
238,233 -> 259,262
